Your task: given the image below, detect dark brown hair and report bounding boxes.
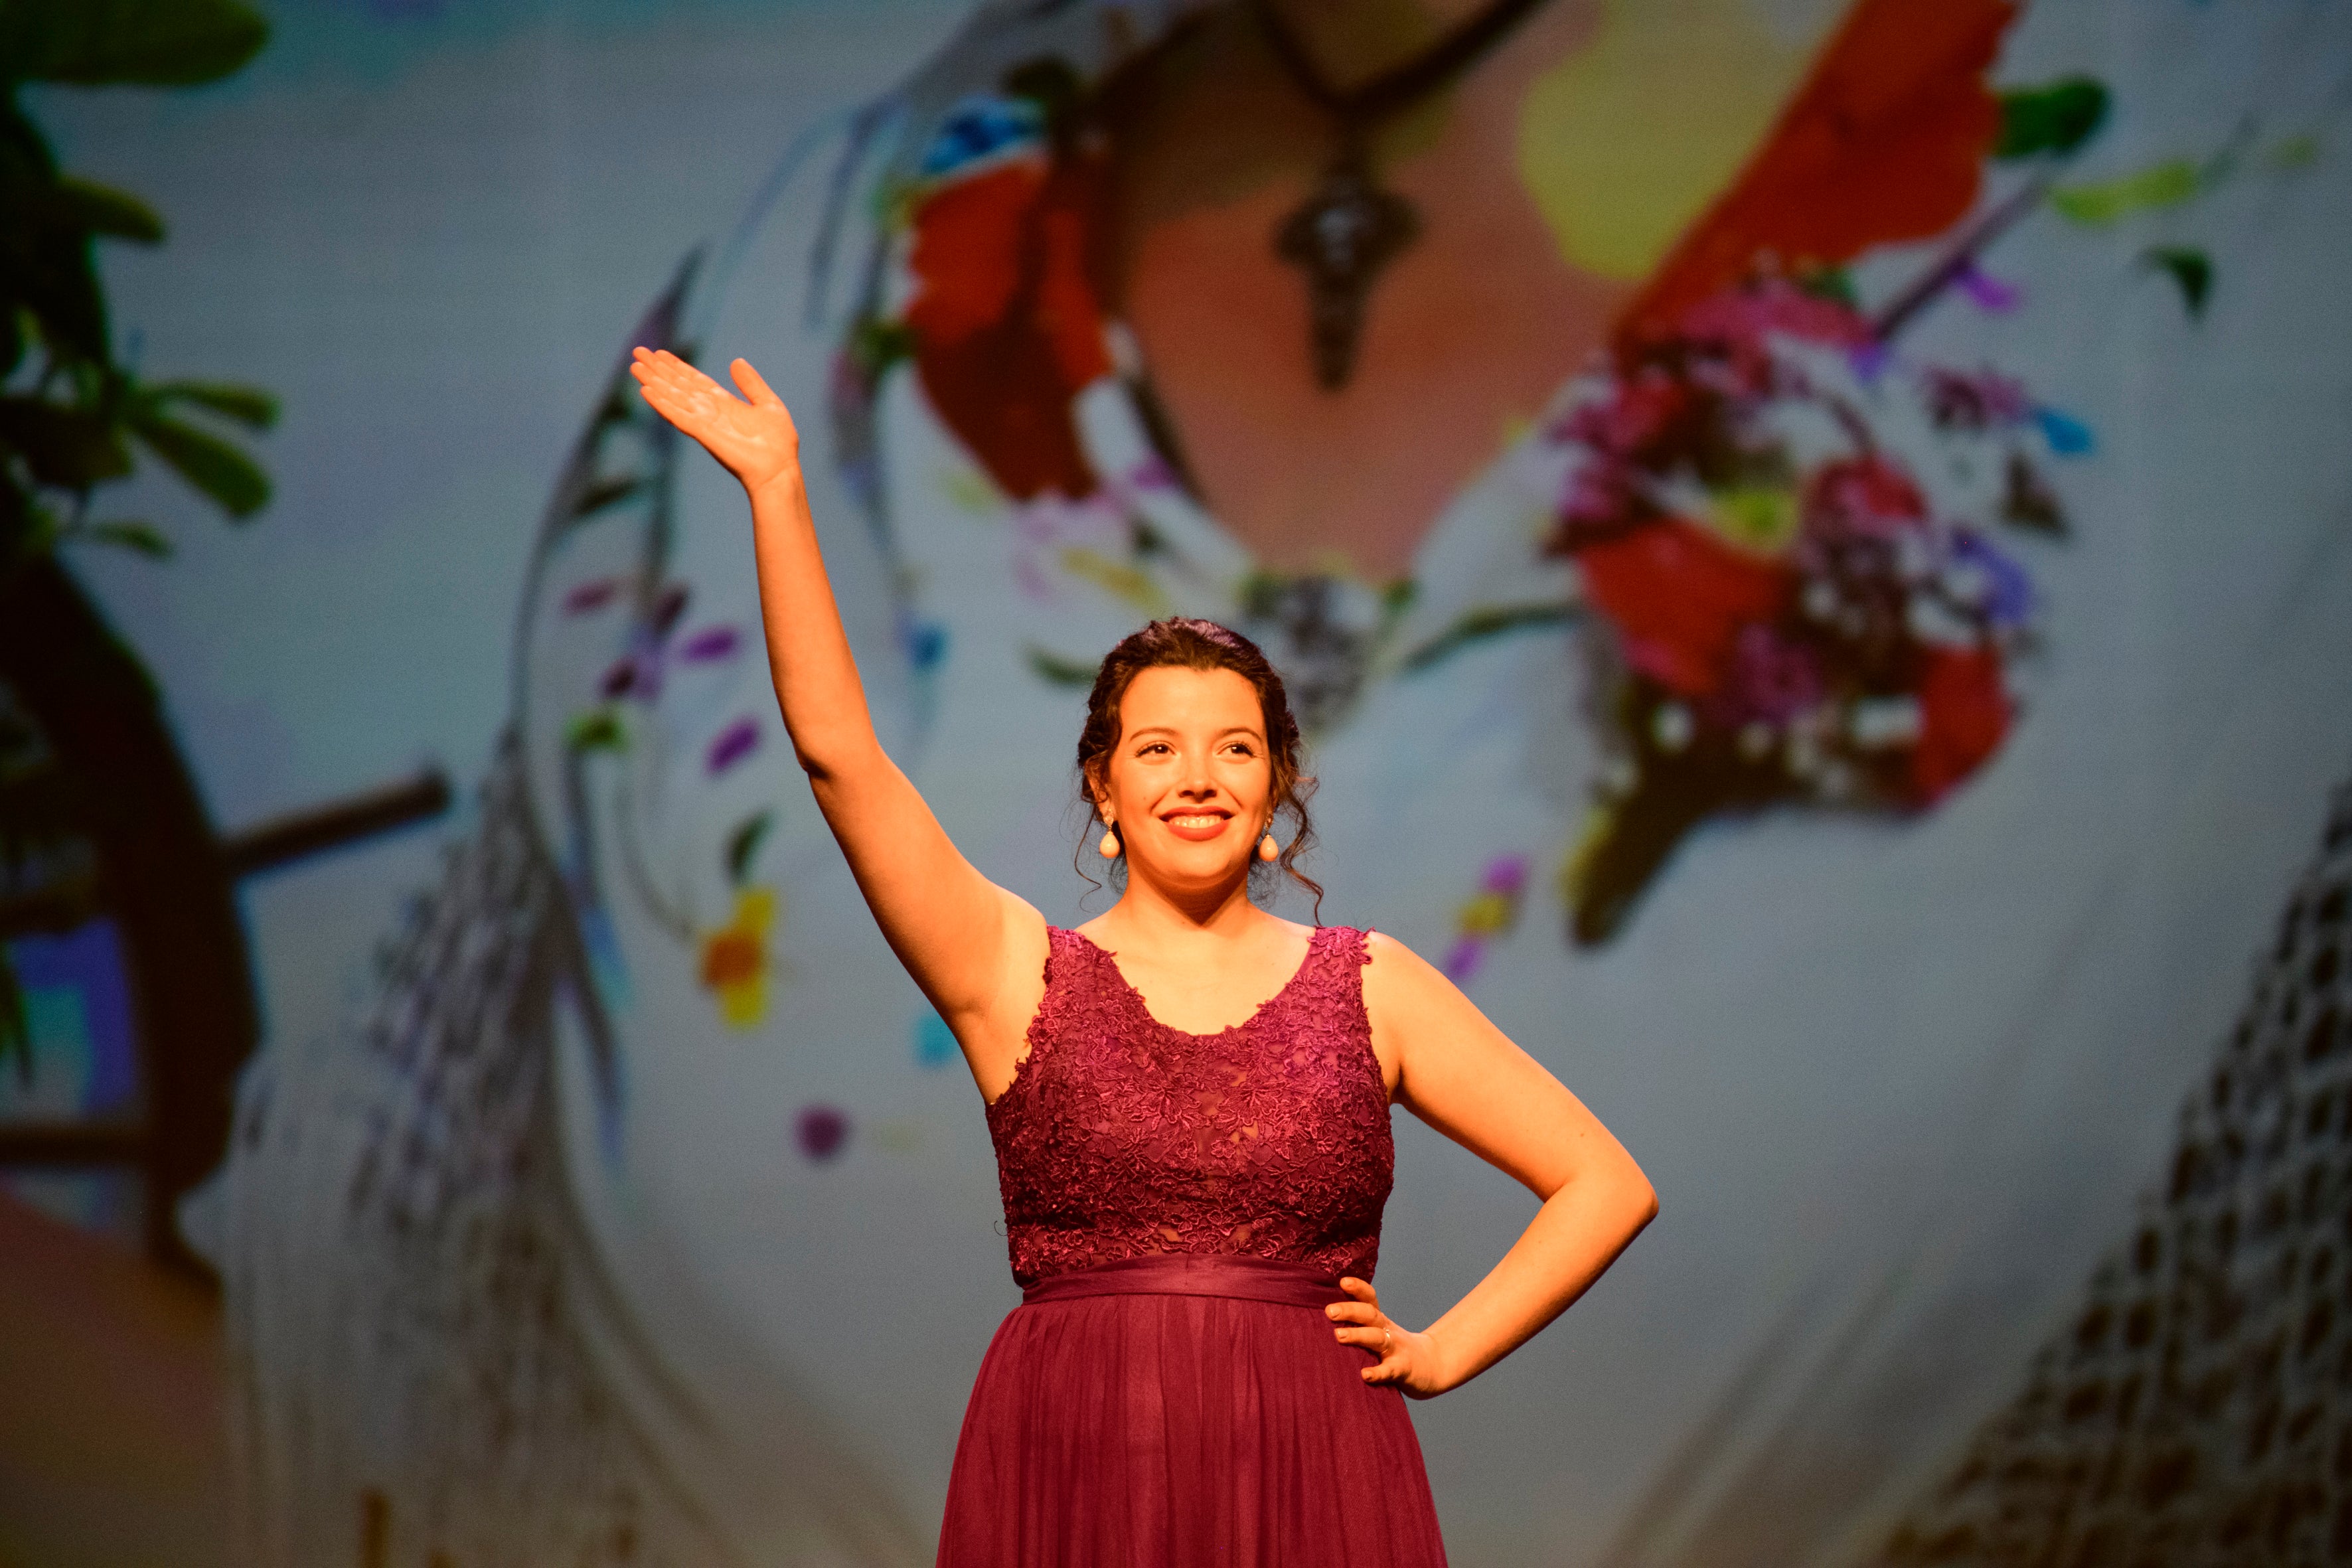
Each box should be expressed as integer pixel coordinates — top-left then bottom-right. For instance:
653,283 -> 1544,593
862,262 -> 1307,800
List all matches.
1075,617 -> 1322,917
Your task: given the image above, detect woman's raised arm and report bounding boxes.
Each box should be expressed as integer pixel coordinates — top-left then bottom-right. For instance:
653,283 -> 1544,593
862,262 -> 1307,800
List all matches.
630,350 -> 1047,1092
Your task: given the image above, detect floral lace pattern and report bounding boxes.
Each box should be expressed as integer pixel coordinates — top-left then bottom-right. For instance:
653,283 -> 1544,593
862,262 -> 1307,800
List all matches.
984,926 -> 1393,1289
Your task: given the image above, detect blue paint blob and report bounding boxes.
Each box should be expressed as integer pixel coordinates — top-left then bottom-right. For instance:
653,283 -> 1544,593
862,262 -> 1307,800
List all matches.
2033,406 -> 2095,455
915,1010 -> 959,1069
904,618 -> 949,670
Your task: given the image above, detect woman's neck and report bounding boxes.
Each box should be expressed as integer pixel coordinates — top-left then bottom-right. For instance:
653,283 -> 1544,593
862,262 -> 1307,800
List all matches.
1095,872 -> 1273,948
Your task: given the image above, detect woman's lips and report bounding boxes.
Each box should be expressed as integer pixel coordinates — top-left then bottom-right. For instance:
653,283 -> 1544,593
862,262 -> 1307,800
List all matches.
1161,811 -> 1231,842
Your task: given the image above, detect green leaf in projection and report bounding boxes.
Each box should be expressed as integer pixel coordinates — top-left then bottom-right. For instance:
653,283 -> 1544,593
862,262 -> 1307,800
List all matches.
0,955 -> 25,1085
0,117 -> 114,362
50,178 -> 164,244
82,519 -> 173,557
0,0 -> 268,88
127,409 -> 269,517
1995,77 -> 2110,161
2142,247 -> 2213,318
0,396 -> 131,488
150,380 -> 277,430
725,811 -> 773,886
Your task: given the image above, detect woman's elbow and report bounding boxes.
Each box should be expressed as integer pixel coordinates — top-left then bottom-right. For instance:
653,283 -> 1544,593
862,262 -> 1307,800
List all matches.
1616,1160 -> 1660,1235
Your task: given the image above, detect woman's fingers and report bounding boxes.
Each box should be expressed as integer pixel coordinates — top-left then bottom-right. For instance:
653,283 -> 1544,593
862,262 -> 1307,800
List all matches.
1328,1287 -> 1395,1364
1330,1282 -> 1429,1390
633,347 -> 722,403
625,346 -> 799,496
730,356 -> 783,408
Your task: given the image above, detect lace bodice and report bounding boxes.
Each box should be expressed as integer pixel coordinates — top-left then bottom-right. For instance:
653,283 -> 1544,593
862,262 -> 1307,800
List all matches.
984,925 -> 1394,1288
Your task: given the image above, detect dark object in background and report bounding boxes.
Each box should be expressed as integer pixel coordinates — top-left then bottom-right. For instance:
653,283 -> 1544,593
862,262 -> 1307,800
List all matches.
1879,778 -> 2352,1565
0,0 -> 447,1277
0,0 -> 275,1276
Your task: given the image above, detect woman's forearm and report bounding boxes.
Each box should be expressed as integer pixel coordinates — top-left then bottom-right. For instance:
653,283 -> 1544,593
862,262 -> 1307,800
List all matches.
745,465 -> 885,785
1422,1165 -> 1658,1394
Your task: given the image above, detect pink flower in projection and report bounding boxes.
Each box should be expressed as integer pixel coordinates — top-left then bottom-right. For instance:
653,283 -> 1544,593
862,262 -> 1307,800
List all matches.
1924,366 -> 2034,432
1543,271 -> 2071,944
1712,622 -> 1826,727
1801,455 -> 1930,543
1674,279 -> 1872,393
1010,477 -> 1156,605
563,578 -> 623,615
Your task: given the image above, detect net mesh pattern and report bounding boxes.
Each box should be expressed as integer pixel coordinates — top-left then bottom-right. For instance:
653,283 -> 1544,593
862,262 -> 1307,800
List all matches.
222,736 -> 725,1568
1878,777 -> 2352,1565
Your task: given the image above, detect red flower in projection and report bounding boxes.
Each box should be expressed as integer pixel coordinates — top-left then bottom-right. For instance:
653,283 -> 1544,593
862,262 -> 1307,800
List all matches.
1803,454 -> 1929,540
1910,644 -> 2013,805
904,149 -> 1112,502
1573,518 -> 1793,698
1616,0 -> 2017,349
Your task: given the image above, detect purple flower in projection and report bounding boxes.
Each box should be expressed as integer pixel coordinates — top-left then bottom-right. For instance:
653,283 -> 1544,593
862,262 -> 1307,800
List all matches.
1127,453 -> 1181,494
1953,260 -> 2023,315
592,579 -> 749,706
599,658 -> 643,700
1846,341 -> 1894,384
706,719 -> 760,775
678,626 -> 741,663
1443,855 -> 1532,983
1946,528 -> 2035,629
797,1105 -> 850,1162
651,582 -> 690,637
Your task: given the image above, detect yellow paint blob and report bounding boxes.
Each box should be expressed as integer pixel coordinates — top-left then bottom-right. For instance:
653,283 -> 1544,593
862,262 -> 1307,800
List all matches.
1517,0 -> 1822,281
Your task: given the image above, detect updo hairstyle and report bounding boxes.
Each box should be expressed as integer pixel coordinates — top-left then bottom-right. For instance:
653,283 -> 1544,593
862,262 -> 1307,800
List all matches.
1074,618 -> 1322,916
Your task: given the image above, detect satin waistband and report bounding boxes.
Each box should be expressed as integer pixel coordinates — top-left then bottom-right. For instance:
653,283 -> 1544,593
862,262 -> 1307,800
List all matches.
1020,1253 -> 1348,1309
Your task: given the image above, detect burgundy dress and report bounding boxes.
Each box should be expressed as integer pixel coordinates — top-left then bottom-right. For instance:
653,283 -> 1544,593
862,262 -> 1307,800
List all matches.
935,925 -> 1449,1567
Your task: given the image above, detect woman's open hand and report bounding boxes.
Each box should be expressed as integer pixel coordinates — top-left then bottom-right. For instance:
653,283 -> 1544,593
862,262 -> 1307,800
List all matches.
630,348 -> 801,499
1329,1277 -> 1450,1399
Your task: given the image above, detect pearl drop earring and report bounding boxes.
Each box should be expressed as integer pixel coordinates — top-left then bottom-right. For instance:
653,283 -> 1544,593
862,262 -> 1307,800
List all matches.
1257,829 -> 1280,862
1099,824 -> 1121,859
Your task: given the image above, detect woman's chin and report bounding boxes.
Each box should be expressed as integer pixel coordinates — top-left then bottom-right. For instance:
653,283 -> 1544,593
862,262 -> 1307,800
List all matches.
1127,852 -> 1254,898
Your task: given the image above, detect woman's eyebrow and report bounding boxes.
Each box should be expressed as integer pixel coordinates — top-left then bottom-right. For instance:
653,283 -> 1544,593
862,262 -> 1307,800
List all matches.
1123,724 -> 1265,742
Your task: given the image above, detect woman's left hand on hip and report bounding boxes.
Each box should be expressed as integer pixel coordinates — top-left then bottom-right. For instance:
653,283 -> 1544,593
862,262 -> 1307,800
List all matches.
1330,1278 -> 1447,1399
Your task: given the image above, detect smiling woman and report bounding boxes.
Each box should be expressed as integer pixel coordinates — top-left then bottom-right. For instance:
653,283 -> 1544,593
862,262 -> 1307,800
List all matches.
1073,617 -> 1323,917
629,345 -> 1658,1567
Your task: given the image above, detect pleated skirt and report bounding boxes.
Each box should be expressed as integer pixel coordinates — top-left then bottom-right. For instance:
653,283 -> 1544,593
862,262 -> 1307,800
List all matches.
935,1253 -> 1449,1567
